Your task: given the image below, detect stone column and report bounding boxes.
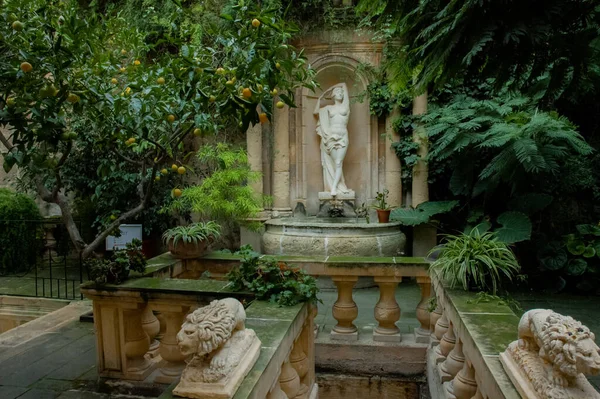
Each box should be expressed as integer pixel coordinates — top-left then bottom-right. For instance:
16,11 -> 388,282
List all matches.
122,307 -> 152,380
411,92 -> 428,206
435,322 -> 456,363
412,91 -> 438,256
373,276 -> 402,342
439,338 -> 465,382
385,108 -> 402,207
247,122 -> 264,200
448,362 -> 478,399
415,276 -> 432,343
155,306 -> 189,383
267,382 -> 288,399
272,102 -> 291,214
331,276 -> 358,341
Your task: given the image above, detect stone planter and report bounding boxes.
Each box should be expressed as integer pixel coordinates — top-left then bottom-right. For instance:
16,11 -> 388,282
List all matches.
167,239 -> 210,259
376,209 -> 391,223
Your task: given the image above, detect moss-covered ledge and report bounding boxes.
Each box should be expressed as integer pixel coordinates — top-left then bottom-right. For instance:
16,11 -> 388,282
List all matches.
183,251 -> 430,279
158,301 -> 316,399
81,277 -> 254,304
432,275 -> 520,399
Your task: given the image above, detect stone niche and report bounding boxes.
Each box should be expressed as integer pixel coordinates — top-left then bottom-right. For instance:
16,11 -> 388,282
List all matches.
247,31 -> 402,217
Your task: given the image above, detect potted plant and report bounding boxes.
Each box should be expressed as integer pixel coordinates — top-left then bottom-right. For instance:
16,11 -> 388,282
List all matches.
162,221 -> 221,259
372,189 -> 393,223
429,229 -> 521,295
87,239 -> 147,285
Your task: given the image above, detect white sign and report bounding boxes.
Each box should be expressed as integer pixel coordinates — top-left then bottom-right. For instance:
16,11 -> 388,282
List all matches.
105,224 -> 143,250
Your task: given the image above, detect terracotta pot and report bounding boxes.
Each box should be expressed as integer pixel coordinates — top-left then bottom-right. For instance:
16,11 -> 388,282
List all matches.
167,238 -> 210,259
376,209 -> 391,223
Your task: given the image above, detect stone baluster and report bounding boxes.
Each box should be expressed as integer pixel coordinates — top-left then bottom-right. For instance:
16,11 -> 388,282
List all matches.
439,338 -> 465,382
280,360 -> 303,399
434,322 -> 455,363
447,362 -> 478,399
141,306 -> 160,358
415,277 -> 432,343
267,381 -> 289,399
123,307 -> 152,380
471,388 -> 483,399
155,311 -> 166,341
432,312 -> 449,344
331,276 -> 358,340
154,306 -> 190,383
373,276 -> 402,342
290,340 -> 309,381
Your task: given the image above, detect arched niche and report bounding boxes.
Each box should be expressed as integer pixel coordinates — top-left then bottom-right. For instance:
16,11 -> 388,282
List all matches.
293,55 -> 378,215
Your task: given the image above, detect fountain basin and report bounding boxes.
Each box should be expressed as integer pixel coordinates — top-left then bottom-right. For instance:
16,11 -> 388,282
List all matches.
262,217 -> 406,257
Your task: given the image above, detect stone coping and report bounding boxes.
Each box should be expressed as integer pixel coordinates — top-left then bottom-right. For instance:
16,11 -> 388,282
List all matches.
264,217 -> 404,229
80,277 -> 254,302
433,276 -> 521,399
201,252 -> 429,266
158,301 -> 309,399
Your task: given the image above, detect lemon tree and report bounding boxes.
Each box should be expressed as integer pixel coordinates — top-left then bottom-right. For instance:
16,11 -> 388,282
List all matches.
0,0 -> 316,258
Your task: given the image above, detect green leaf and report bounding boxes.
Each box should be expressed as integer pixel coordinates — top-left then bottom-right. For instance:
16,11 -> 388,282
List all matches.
576,224 -> 600,236
389,208 -> 430,225
495,211 -> 532,243
583,246 -> 596,258
567,238 -> 586,255
566,259 -> 587,276
539,247 -> 567,271
417,200 -> 459,216
465,221 -> 491,235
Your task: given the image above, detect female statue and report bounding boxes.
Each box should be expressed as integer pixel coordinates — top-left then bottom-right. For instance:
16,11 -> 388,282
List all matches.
313,82 -> 352,197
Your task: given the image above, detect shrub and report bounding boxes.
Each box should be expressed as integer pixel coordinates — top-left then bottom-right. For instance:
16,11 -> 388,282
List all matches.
228,247 -> 320,306
429,229 -> 521,295
87,239 -> 146,285
0,189 -> 42,274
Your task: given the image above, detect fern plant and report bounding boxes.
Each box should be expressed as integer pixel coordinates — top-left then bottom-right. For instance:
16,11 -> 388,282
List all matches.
420,92 -> 593,197
162,221 -> 221,248
429,229 -> 521,295
169,144 -> 265,230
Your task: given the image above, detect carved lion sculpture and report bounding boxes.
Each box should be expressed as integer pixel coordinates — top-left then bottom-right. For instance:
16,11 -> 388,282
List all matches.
518,309 -> 600,389
176,298 -> 249,383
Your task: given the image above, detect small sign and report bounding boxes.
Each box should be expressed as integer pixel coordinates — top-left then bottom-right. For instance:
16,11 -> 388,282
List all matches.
105,224 -> 143,250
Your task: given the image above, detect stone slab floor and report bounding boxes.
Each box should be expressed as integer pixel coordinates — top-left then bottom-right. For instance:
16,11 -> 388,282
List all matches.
0,318 -> 115,399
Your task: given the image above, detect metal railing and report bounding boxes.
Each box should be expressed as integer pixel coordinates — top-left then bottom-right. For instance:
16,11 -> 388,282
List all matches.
0,219 -> 84,300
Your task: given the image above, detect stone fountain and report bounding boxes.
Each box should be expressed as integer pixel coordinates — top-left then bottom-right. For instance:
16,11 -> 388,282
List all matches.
246,53 -> 407,257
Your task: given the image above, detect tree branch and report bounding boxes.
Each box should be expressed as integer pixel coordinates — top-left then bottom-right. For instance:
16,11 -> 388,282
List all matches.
81,164 -> 158,259
111,147 -> 143,166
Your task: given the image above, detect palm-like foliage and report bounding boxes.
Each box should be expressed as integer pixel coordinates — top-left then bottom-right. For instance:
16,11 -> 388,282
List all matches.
429,230 -> 521,295
356,0 -> 600,100
421,93 -> 593,196
162,221 -> 221,248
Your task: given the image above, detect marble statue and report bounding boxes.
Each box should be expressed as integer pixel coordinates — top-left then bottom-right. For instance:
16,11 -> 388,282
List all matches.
500,309 -> 600,399
314,82 -> 353,197
173,298 -> 261,399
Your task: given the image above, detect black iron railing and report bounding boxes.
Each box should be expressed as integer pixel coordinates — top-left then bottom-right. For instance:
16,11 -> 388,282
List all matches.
0,219 -> 84,300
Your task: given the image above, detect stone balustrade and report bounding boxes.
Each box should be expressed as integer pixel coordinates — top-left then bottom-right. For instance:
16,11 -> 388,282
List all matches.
81,277 -> 317,399
184,253 -> 432,344
428,274 -> 521,399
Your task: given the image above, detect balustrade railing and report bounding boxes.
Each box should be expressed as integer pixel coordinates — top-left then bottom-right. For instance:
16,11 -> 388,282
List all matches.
81,277 -> 317,399
428,274 -> 521,399
184,254 -> 432,344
